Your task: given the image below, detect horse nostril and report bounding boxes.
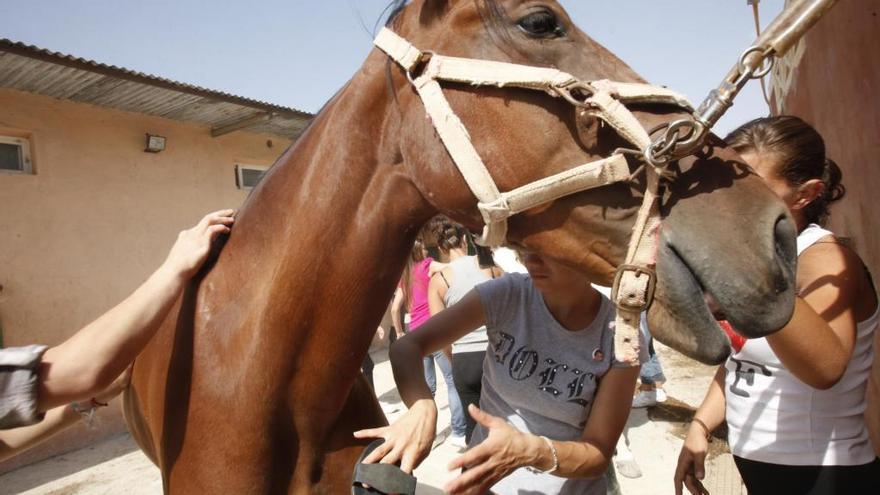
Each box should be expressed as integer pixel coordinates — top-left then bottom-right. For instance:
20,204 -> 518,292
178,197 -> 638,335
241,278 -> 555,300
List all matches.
773,215 -> 797,293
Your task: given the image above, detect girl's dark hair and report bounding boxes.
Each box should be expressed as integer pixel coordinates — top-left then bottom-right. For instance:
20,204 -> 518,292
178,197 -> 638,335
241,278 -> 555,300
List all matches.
429,216 -> 467,253
428,215 -> 497,269
725,115 -> 845,225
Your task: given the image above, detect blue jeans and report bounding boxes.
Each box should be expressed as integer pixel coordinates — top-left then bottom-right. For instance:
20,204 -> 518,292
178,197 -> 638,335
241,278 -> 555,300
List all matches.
640,314 -> 666,385
424,351 -> 467,437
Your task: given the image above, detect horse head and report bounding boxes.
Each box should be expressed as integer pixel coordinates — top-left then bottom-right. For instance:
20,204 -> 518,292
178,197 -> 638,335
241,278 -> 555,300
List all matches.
380,0 -> 796,364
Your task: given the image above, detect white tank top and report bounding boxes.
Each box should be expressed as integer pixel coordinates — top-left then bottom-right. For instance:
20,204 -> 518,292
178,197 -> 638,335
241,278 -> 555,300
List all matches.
725,224 -> 878,465
445,256 -> 492,354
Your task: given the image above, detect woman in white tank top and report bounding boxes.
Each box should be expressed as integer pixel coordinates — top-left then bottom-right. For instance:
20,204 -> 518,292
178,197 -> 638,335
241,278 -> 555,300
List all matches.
675,116 -> 879,495
426,217 -> 503,443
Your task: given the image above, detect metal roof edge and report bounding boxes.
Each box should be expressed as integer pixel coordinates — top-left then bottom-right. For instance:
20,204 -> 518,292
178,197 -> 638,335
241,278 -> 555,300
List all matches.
0,38 -> 313,121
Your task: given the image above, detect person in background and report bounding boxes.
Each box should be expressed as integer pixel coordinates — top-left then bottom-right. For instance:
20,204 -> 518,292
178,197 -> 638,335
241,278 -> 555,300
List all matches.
392,233 -> 464,443
1,209 -> 234,458
869,330 -> 880,457
391,285 -> 406,340
675,116 -> 879,495
427,216 -> 503,446
631,320 -> 667,408
361,326 -> 386,391
390,237 -> 446,339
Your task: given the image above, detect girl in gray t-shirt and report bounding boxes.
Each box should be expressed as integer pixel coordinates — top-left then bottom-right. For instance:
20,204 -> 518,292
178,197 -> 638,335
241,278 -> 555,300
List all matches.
355,251 -> 645,495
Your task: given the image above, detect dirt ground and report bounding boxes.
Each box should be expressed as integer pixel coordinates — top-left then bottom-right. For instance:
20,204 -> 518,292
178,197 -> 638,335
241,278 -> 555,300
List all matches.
0,343 -> 746,495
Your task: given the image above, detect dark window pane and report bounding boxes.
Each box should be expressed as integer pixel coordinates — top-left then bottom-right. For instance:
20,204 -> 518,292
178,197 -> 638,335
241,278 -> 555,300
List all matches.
0,143 -> 22,171
241,168 -> 266,188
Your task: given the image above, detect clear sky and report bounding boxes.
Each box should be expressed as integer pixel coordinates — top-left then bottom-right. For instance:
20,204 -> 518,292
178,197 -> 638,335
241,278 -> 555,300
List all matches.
0,1 -> 784,135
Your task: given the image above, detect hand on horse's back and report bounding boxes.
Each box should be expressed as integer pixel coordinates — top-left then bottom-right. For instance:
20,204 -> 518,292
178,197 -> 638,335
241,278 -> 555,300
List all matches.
161,209 -> 234,279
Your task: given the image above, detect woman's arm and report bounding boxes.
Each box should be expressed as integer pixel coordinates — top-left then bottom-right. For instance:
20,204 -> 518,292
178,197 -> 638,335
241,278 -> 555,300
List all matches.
444,366 -> 640,495
37,210 -> 234,411
766,242 -> 863,389
674,366 -> 726,495
1,368 -> 131,462
391,287 -> 405,338
563,365 -> 641,477
0,402 -> 80,462
354,290 -> 487,473
393,290 -> 485,404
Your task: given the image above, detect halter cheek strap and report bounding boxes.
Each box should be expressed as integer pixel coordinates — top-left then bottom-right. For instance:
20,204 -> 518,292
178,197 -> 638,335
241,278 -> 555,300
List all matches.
375,27 -> 692,364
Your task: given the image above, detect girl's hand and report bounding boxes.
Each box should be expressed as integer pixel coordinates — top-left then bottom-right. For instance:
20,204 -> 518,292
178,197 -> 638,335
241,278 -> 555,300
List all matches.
674,422 -> 711,495
352,399 -> 437,473
444,405 -> 542,495
162,209 -> 235,279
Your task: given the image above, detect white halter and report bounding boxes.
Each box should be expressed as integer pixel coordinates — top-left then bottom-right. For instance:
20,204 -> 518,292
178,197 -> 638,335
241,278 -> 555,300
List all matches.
374,28 -> 693,364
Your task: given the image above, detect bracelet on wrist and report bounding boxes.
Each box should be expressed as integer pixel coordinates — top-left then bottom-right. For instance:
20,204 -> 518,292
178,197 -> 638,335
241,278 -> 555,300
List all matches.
691,417 -> 712,440
527,435 -> 558,475
69,397 -> 108,430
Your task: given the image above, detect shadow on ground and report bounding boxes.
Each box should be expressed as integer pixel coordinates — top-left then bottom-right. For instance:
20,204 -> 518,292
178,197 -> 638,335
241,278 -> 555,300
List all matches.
646,396 -> 731,459
0,433 -> 142,494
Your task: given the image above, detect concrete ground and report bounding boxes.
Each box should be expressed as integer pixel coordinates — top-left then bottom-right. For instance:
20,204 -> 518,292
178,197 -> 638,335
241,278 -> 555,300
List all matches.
0,343 -> 746,494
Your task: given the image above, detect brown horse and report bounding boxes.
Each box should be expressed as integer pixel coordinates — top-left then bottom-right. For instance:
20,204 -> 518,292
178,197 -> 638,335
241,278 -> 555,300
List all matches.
124,1 -> 797,492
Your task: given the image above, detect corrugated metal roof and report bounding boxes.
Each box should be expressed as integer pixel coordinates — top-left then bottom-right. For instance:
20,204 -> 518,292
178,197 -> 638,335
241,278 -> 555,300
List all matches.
0,39 -> 313,139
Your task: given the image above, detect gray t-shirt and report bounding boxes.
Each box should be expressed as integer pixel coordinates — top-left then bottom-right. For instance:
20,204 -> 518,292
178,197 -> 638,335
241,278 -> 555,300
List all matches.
472,273 -> 643,495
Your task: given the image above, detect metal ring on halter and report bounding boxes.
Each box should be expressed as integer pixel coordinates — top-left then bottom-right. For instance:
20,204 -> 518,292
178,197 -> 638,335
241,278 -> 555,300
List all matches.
405,50 -> 437,85
737,46 -> 775,80
552,80 -> 596,108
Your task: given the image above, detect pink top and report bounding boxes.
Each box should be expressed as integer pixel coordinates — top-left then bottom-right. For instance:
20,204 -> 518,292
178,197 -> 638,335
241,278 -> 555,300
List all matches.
409,257 -> 433,331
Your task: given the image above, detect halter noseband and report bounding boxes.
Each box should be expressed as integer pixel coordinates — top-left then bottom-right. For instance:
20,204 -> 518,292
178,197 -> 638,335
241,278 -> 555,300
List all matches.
374,27 -> 693,363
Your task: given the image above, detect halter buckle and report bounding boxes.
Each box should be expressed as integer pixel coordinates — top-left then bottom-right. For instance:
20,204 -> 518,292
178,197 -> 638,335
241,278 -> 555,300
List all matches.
611,264 -> 656,313
552,81 -> 597,108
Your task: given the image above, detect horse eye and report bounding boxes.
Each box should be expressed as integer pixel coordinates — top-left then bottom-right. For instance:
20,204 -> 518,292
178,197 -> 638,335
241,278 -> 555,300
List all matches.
517,10 -> 564,38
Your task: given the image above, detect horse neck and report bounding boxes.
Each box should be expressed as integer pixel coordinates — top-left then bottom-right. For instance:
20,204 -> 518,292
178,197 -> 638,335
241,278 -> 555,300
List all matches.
232,53 -> 432,328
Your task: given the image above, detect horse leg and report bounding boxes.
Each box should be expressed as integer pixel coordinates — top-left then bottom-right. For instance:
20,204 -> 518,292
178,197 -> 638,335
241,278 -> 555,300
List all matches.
309,371 -> 388,493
